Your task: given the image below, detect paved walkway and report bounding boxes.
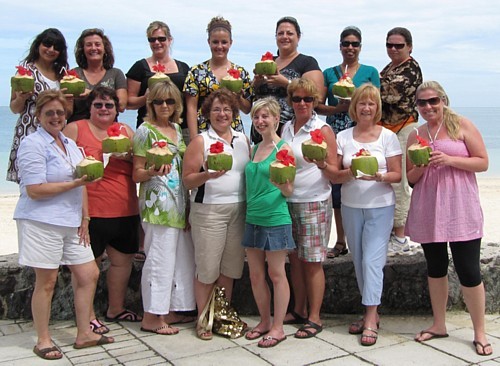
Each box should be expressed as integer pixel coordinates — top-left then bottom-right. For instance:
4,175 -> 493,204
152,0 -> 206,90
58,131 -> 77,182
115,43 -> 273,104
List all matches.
1,312 -> 498,365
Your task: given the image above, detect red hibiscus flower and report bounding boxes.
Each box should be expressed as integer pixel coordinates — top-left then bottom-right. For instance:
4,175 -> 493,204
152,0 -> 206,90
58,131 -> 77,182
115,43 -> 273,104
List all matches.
107,123 -> 122,137
209,141 -> 224,154
65,69 -> 79,78
353,148 -> 370,157
153,141 -> 167,148
416,135 -> 430,147
15,66 -> 32,76
276,149 -> 295,166
261,51 -> 274,61
227,68 -> 241,79
152,63 -> 166,73
310,129 -> 324,144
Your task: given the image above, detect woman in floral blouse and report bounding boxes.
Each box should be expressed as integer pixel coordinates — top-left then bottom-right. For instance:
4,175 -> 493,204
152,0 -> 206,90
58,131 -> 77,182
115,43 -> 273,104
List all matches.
133,80 -> 195,335
183,16 -> 252,141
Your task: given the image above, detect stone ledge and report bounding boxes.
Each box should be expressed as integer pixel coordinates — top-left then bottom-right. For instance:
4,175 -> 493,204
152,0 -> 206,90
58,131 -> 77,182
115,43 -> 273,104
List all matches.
0,245 -> 498,320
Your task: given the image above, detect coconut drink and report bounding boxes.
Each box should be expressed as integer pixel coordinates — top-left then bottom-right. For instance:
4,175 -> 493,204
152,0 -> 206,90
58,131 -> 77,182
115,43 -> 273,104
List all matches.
148,62 -> 170,89
60,69 -> 86,96
255,51 -> 277,75
207,141 -> 233,171
332,75 -> 355,98
302,129 -> 327,161
408,135 -> 432,166
76,156 -> 104,181
270,149 -> 296,184
11,66 -> 34,93
102,124 -> 131,154
146,141 -> 173,170
220,68 -> 243,93
351,148 -> 378,176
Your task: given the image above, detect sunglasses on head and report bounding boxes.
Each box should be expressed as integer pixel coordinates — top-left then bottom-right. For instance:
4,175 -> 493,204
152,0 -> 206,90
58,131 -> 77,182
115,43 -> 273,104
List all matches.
41,39 -> 63,52
148,36 -> 167,43
44,110 -> 65,117
92,102 -> 115,109
416,97 -> 442,107
341,41 -> 361,48
291,96 -> 314,103
386,42 -> 406,50
152,98 -> 176,106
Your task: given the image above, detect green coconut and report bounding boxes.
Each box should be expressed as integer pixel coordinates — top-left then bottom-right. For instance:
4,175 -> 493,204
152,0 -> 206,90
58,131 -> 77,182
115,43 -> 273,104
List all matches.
148,73 -> 170,89
207,152 -> 233,171
220,77 -> 243,93
76,156 -> 104,181
60,76 -> 86,97
351,156 -> 378,176
408,143 -> 432,166
302,139 -> 327,161
102,135 -> 131,154
332,77 -> 355,98
11,75 -> 35,93
255,60 -> 277,75
146,145 -> 174,170
269,161 -> 296,184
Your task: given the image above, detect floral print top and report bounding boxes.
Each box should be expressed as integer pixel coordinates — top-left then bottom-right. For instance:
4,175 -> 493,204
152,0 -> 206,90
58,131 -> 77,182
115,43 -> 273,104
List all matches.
380,57 -> 423,127
183,60 -> 252,133
133,121 -> 187,228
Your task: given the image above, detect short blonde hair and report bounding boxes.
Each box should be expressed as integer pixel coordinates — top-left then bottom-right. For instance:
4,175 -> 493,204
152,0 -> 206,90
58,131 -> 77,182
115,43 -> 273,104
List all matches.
251,97 -> 281,131
146,80 -> 183,124
35,90 -> 67,117
348,83 -> 382,123
287,78 -> 320,107
146,21 -> 172,39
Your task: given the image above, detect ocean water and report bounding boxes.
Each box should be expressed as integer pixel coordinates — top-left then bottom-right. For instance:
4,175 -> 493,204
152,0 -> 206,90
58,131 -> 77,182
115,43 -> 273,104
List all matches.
1,106 -> 498,193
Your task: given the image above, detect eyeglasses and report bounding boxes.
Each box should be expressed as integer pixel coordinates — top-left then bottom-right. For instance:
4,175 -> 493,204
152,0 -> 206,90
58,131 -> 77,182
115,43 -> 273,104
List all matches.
416,97 -> 442,107
341,41 -> 361,48
211,107 -> 232,114
386,43 -> 406,50
44,110 -> 65,117
148,36 -> 167,43
152,98 -> 176,106
41,40 -> 63,52
291,96 -> 314,103
92,102 -> 115,109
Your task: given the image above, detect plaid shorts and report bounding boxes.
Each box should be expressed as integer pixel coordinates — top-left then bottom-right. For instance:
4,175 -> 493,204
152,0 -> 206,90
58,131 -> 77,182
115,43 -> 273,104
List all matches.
288,197 -> 332,262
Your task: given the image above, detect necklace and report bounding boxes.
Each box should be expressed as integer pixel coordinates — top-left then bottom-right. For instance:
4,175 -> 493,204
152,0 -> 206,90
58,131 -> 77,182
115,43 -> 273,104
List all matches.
427,120 -> 444,145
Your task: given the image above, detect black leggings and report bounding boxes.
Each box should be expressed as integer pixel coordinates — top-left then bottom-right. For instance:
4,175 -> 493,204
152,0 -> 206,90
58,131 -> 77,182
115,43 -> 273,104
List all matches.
422,238 -> 482,287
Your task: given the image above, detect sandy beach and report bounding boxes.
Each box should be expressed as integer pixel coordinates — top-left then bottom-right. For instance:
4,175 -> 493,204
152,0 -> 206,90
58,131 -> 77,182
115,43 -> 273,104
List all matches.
1,177 -> 498,256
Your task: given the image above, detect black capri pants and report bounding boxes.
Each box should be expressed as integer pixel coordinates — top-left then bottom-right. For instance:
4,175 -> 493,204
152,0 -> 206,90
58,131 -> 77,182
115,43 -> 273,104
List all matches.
421,238 -> 482,288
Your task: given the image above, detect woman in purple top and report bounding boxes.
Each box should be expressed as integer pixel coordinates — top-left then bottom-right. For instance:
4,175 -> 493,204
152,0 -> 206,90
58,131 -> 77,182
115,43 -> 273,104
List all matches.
406,81 -> 492,356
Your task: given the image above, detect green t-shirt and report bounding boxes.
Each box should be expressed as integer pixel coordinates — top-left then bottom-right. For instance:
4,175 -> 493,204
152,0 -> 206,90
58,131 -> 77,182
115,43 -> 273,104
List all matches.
245,140 -> 292,227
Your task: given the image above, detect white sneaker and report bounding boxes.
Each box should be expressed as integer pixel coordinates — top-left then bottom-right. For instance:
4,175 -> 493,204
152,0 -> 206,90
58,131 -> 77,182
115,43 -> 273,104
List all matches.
387,234 -> 411,256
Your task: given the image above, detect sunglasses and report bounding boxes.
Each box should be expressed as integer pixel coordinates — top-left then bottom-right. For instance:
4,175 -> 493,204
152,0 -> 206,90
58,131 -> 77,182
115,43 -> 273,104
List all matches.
386,43 -> 406,50
44,110 -> 65,117
291,96 -> 314,103
152,98 -> 176,106
341,41 -> 361,48
92,102 -> 115,109
41,40 -> 63,52
416,97 -> 442,107
148,36 -> 167,43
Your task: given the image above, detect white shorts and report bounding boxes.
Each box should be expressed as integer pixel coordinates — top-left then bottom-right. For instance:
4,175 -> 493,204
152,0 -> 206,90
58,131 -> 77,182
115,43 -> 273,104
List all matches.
17,219 -> 95,269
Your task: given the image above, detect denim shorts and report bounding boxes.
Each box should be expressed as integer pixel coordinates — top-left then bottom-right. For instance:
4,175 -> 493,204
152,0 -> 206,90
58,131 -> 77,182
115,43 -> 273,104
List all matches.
242,223 -> 296,252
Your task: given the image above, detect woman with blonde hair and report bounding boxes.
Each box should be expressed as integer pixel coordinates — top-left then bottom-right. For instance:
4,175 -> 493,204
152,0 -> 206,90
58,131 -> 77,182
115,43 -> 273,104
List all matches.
406,81 -> 492,356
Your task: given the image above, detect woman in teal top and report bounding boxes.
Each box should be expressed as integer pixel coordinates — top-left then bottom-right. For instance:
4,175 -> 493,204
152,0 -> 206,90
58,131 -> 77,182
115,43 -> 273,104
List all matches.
242,97 -> 295,348
320,26 -> 380,259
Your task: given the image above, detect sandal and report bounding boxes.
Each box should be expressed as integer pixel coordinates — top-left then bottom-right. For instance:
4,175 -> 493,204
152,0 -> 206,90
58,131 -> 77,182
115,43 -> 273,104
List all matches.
245,328 -> 269,340
105,309 -> 142,322
473,340 -> 493,356
327,242 -> 348,258
294,320 -> 323,339
196,326 -> 213,341
90,318 -> 109,334
361,327 -> 378,346
283,310 -> 307,325
349,318 -> 380,335
33,345 -> 63,360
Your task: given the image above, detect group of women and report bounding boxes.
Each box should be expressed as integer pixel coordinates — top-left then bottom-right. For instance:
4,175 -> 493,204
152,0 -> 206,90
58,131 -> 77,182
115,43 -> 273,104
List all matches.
10,15 -> 492,359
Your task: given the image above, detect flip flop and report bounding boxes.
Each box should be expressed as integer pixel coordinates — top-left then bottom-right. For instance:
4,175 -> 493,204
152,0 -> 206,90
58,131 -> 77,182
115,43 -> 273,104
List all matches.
327,242 -> 348,258
105,309 -> 142,322
33,345 -> 63,360
169,315 -> 196,325
141,324 -> 179,335
90,318 -> 109,334
473,340 -> 493,356
294,320 -> 323,339
415,330 -> 449,342
283,310 -> 307,325
73,335 -> 114,349
245,328 -> 269,340
258,335 -> 287,348
361,327 -> 378,346
349,318 -> 380,334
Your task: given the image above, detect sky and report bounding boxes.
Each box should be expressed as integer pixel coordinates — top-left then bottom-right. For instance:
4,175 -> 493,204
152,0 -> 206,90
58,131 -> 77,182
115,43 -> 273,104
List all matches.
1,0 -> 499,108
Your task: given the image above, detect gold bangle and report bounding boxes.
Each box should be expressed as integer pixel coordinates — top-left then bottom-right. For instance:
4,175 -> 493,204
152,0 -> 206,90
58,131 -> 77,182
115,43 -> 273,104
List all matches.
83,216 -> 91,221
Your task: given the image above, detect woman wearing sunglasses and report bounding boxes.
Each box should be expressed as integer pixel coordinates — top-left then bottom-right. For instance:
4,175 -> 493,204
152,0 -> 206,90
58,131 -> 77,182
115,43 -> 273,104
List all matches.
321,26 -> 380,259
252,16 -> 323,144
127,21 -> 189,130
281,78 -> 338,338
184,16 -> 252,142
406,81 -> 492,356
8,28 -> 70,183
133,81 -> 195,335
68,28 -> 127,123
15,90 -> 113,360
64,86 -> 141,332
380,27 -> 423,256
